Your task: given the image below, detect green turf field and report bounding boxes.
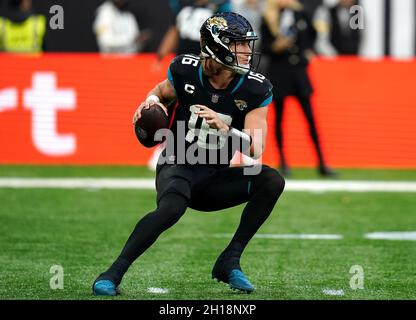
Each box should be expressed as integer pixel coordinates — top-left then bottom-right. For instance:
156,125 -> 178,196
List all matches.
0,166 -> 415,300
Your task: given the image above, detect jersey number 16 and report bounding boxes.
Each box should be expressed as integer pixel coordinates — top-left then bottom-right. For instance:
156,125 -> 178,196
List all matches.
185,105 -> 232,150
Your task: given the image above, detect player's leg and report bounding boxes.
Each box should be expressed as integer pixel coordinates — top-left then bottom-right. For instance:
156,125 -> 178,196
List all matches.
190,165 -> 285,292
93,165 -> 192,296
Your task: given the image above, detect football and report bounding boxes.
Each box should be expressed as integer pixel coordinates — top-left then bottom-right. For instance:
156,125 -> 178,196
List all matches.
134,103 -> 170,148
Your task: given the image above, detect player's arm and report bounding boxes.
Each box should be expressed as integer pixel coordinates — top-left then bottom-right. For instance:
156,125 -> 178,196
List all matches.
132,79 -> 177,124
244,107 -> 268,159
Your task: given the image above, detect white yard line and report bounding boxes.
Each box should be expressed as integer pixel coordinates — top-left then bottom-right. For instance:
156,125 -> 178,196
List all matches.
213,232 -> 416,241
0,178 -> 155,189
1,178 -> 416,192
213,233 -> 343,240
287,181 -> 416,192
364,231 -> 416,240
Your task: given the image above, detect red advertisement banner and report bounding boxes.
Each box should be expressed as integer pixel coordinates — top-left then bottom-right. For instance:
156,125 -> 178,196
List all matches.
0,54 -> 415,168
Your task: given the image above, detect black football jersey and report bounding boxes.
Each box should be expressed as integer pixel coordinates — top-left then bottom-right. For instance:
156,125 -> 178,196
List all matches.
164,54 -> 273,168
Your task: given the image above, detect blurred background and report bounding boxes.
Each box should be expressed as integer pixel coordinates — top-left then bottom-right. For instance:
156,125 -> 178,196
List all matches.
1,0 -> 415,300
0,0 -> 415,169
0,0 -> 414,57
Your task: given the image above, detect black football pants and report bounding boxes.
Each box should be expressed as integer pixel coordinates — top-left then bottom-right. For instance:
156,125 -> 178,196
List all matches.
99,164 -> 285,286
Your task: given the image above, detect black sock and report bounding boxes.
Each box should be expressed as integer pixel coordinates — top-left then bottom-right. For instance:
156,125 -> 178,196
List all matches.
96,257 -> 130,286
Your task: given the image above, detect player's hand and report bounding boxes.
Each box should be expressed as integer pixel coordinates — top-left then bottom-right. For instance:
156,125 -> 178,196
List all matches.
195,105 -> 229,133
132,101 -> 168,125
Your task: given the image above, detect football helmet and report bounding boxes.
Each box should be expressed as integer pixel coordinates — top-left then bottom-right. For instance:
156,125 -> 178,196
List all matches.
200,12 -> 259,74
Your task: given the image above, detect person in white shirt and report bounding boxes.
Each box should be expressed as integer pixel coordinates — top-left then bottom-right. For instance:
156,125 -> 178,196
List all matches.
93,0 -> 141,54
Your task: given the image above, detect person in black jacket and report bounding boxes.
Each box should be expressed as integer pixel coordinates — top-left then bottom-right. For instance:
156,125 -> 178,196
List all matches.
261,0 -> 336,177
314,0 -> 362,56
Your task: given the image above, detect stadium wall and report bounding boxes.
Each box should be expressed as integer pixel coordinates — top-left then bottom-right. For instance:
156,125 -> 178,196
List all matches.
0,53 -> 415,168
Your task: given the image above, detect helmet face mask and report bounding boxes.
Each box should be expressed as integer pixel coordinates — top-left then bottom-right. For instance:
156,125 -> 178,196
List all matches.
200,12 -> 260,74
228,40 -> 259,72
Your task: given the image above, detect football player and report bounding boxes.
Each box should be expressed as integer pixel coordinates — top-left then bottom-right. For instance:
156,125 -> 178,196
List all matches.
93,12 -> 285,296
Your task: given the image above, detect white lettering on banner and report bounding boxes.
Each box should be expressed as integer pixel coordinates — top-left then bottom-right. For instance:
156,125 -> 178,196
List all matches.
23,72 -> 76,156
0,88 -> 18,112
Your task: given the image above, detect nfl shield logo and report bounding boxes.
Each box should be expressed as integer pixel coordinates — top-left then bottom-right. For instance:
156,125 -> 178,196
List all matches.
211,94 -> 219,103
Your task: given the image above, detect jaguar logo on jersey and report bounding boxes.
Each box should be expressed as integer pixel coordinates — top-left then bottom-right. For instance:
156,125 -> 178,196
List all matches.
234,99 -> 248,111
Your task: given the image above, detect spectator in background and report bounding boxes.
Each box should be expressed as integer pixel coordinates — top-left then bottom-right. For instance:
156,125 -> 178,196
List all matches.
232,0 -> 264,50
0,0 -> 46,53
314,0 -> 361,57
261,0 -> 336,177
93,0 -> 148,54
156,0 -> 232,63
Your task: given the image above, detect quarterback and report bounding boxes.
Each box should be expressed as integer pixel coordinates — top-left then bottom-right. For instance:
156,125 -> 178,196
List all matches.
93,12 -> 285,295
